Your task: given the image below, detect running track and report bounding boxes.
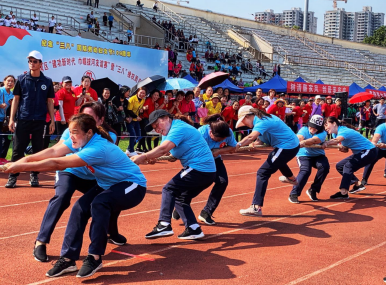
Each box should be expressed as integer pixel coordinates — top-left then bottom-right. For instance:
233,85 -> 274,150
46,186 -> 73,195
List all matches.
0,148 -> 385,284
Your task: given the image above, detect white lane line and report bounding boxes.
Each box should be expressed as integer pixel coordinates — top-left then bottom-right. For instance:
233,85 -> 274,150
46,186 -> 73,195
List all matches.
285,240 -> 386,285
27,188 -> 386,285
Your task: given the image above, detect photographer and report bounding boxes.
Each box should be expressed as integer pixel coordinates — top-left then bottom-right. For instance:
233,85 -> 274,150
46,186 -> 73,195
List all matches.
73,75 -> 98,115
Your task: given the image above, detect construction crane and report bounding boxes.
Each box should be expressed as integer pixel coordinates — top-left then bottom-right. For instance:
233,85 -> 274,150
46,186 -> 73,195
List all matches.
331,0 -> 347,9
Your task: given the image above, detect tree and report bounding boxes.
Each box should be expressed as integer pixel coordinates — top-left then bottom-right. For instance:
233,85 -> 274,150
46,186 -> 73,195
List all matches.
363,26 -> 386,47
292,25 -> 300,30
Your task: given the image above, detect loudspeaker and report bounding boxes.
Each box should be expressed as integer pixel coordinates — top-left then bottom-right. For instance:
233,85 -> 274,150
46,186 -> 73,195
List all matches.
335,92 -> 348,117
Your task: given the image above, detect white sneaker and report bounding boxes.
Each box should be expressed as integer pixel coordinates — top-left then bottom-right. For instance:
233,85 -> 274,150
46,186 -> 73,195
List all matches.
239,205 -> 263,216
126,151 -> 139,157
279,176 -> 298,185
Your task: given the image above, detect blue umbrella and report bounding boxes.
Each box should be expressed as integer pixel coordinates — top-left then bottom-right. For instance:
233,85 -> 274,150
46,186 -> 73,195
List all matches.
157,78 -> 197,91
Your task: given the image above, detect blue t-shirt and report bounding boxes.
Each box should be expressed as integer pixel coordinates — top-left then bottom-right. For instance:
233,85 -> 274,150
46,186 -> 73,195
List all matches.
296,127 -> 327,157
61,128 -> 117,180
198,125 -> 237,158
0,87 -> 14,121
162,119 -> 216,172
375,123 -> 386,151
64,133 -> 146,189
252,115 -> 299,149
333,126 -> 375,154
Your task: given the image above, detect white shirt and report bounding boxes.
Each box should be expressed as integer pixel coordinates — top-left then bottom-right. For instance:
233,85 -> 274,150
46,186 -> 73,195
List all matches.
90,14 -> 95,19
0,18 -> 4,25
10,18 -> 17,27
56,25 -> 63,34
263,96 -> 277,108
32,16 -> 39,21
252,80 -> 258,86
49,19 -> 56,27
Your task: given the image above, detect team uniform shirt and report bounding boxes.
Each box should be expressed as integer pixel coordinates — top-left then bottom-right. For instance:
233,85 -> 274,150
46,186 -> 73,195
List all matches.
61,128 -> 117,180
202,93 -> 211,102
63,133 -> 146,189
179,99 -> 195,114
198,124 -> 237,158
292,106 -> 303,123
162,119 -> 216,173
297,127 -> 327,157
127,95 -> 145,121
158,96 -> 173,111
4,19 -> 11,27
49,19 -> 56,27
239,99 -> 252,106
56,25 -> 63,34
267,104 -> 285,121
10,18 -> 17,27
73,86 -> 98,115
333,126 -> 375,154
252,115 -> 299,149
375,124 -> 386,151
322,103 -> 332,117
0,87 -> 14,121
55,88 -> 77,122
142,97 -> 157,119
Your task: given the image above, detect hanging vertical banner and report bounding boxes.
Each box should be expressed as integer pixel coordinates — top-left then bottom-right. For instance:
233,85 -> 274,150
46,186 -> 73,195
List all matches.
0,26 -> 168,86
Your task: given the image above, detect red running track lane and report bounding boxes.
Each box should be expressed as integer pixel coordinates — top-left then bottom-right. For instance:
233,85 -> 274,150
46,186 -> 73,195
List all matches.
0,148 -> 385,284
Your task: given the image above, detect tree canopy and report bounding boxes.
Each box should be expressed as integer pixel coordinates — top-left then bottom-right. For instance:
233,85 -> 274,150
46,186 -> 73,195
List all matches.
363,26 -> 386,47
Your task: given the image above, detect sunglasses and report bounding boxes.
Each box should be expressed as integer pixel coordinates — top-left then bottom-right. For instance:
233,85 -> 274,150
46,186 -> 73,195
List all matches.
28,59 -> 39,64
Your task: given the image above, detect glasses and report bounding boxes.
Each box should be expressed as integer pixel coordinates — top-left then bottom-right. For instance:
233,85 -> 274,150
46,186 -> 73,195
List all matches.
28,59 -> 39,64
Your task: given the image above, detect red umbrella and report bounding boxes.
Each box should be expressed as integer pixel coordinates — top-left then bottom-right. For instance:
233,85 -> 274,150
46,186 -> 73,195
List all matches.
197,72 -> 229,89
348,92 -> 373,104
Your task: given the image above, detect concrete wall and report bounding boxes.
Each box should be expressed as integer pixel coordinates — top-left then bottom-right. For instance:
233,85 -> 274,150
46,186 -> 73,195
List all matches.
119,0 -> 386,55
136,14 -> 164,39
250,34 -> 273,61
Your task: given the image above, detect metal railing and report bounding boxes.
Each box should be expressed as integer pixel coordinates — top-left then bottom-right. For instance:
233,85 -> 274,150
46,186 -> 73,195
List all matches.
291,30 -> 382,88
0,4 -> 81,32
111,6 -> 134,31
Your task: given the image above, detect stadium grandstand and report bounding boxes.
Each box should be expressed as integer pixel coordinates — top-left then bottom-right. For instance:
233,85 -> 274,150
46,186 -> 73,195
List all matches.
0,0 -> 385,87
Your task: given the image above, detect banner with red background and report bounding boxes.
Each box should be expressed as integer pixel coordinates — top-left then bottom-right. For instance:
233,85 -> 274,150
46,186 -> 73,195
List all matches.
366,89 -> 386,99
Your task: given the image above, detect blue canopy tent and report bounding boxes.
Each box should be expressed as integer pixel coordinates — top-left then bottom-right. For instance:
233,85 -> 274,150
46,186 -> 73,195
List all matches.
349,82 -> 365,98
364,84 -> 376,90
315,79 -> 324,84
183,74 -> 198,85
379,86 -> 386,91
294,76 -> 306,83
213,79 -> 243,93
244,75 -> 287,93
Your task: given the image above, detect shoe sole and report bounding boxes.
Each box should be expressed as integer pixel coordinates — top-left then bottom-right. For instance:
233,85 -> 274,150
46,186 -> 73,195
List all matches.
306,190 -> 318,201
279,178 -> 298,186
108,239 -> 126,246
330,196 -> 349,199
178,232 -> 205,240
5,184 -> 16,188
349,187 -> 366,194
145,231 -> 174,239
76,263 -> 103,278
46,266 -> 78,277
288,197 -> 299,204
198,215 -> 216,225
239,211 -> 263,217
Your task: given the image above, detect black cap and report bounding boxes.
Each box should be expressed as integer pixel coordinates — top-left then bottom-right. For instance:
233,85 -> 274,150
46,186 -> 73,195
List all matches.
145,110 -> 172,132
62,76 -> 72,83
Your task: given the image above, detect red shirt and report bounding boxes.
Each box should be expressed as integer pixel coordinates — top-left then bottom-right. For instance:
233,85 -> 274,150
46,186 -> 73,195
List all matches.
46,93 -> 59,123
186,53 -> 193,62
292,106 -> 303,123
239,99 -> 252,106
303,104 -> 312,123
330,104 -> 341,118
179,99 -> 195,114
142,97 -> 157,119
322,103 -> 332,117
267,104 -> 285,121
221,106 -> 237,129
168,61 -> 174,71
55,88 -> 77,122
73,86 -> 98,115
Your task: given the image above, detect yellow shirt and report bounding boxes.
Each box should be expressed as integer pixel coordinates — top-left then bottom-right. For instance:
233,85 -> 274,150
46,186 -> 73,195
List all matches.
203,93 -> 211,102
128,95 -> 145,121
206,101 -> 222,115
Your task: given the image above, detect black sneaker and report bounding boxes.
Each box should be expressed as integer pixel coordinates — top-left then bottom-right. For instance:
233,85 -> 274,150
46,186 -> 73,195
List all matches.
172,209 -> 180,220
383,276 -> 386,283
46,257 -> 77,277
198,210 -> 215,225
33,243 -> 48,262
76,255 -> 102,278
306,189 -> 318,201
361,179 -> 367,186
178,226 -> 205,240
349,183 -> 366,194
384,174 -> 386,178
5,176 -> 17,188
145,222 -> 174,239
108,233 -> 127,246
30,174 -> 39,187
330,191 -> 349,199
288,194 -> 299,204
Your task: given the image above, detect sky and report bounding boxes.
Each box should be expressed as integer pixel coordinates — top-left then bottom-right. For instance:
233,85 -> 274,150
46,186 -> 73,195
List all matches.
163,0 -> 385,35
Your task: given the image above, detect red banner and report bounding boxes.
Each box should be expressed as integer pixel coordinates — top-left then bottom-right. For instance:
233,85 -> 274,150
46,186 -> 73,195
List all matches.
287,81 -> 349,95
366,89 -> 386,99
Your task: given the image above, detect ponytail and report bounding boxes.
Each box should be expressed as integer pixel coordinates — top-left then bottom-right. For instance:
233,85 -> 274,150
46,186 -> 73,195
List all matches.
324,116 -> 356,130
96,125 -> 114,143
203,114 -> 230,138
249,108 -> 271,119
173,113 -> 194,126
